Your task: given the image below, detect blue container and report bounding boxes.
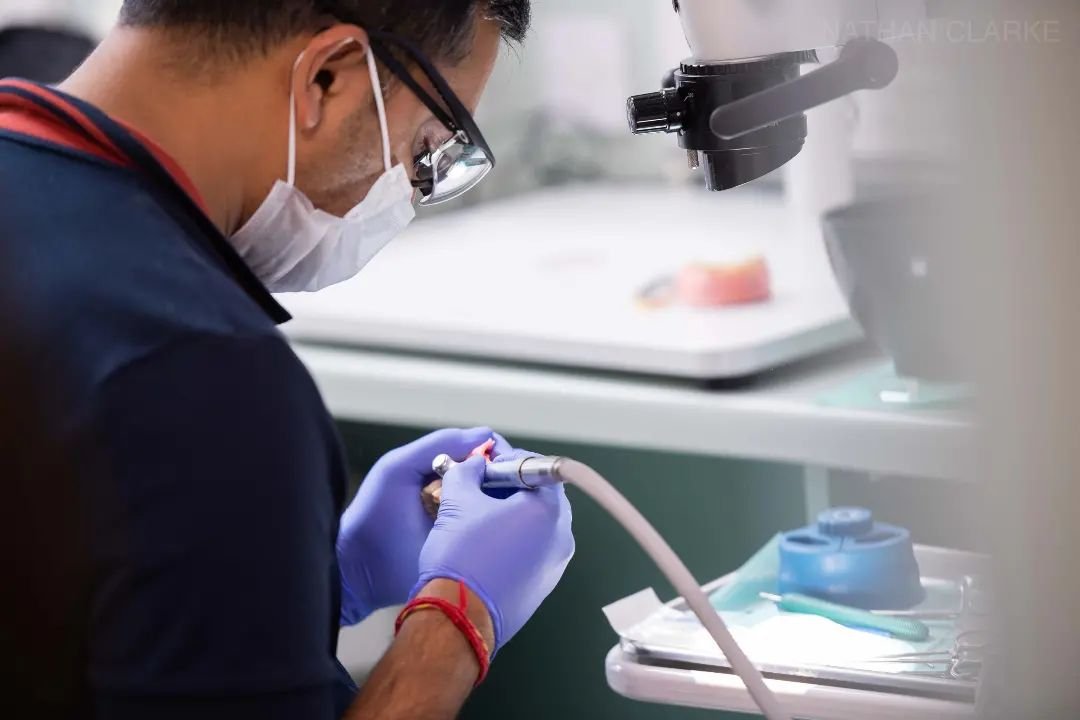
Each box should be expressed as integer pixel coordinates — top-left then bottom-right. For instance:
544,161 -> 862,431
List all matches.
778,507 -> 924,610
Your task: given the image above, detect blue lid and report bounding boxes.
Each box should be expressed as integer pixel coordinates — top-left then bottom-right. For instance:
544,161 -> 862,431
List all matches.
779,507 -> 924,610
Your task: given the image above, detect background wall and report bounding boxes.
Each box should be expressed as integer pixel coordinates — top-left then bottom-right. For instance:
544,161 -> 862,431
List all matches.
0,0 -> 121,36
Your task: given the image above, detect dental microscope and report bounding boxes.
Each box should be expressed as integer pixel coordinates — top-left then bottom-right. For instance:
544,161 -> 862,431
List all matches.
627,0 -> 931,191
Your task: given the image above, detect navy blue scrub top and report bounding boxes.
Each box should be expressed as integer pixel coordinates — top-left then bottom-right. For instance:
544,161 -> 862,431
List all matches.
0,81 -> 357,718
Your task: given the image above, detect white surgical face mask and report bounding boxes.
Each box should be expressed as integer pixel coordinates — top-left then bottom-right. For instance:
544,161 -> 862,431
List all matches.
230,45 -> 416,293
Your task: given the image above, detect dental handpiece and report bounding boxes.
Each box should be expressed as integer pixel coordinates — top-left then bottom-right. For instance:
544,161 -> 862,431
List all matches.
430,453 -> 565,490
420,454 -> 564,518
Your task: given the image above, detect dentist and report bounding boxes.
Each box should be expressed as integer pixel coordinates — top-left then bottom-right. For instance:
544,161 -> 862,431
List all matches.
0,2 -> 573,719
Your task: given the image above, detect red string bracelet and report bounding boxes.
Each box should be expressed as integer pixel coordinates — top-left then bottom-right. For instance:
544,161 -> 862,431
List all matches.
395,580 -> 492,686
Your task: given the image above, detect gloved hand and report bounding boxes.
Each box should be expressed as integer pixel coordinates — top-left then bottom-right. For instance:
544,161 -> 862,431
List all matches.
337,428 -> 513,626
415,454 -> 575,652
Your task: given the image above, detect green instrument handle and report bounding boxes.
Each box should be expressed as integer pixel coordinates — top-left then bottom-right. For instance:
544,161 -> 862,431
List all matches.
776,593 -> 930,642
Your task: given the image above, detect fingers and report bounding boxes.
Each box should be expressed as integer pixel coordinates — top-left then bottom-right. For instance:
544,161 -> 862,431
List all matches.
534,483 -> 570,514
414,427 -> 496,458
383,427 -> 497,480
439,455 -> 487,501
556,488 -> 574,536
496,482 -> 567,519
488,435 -> 546,465
490,432 -> 514,457
492,448 -> 542,463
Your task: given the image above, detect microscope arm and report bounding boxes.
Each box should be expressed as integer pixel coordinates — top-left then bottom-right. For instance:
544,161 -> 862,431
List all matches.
709,38 -> 899,140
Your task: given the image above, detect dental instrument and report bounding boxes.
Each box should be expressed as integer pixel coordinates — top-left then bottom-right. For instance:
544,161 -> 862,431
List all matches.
862,630 -> 990,682
759,592 -> 931,642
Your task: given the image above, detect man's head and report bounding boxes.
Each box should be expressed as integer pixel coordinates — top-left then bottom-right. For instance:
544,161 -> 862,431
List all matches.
116,0 -> 530,219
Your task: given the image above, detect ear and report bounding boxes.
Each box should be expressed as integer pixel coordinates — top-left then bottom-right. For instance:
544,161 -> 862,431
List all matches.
292,24 -> 372,132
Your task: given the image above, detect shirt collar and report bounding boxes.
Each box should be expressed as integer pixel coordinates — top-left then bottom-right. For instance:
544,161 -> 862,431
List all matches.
0,79 -> 291,325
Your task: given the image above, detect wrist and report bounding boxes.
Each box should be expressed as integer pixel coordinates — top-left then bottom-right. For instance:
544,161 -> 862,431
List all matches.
384,610 -> 483,706
415,579 -> 496,654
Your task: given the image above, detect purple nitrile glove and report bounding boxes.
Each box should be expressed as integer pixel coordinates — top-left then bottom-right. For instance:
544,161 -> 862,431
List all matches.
337,428 -> 514,626
415,454 -> 575,652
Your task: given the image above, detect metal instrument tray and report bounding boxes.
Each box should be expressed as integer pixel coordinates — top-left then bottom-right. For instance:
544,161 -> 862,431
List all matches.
610,545 -> 990,703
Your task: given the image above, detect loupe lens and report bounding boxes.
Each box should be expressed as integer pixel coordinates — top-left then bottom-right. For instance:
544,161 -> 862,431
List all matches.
418,136 -> 492,205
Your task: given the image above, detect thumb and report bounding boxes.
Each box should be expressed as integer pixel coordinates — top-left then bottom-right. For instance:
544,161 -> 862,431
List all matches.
439,455 -> 487,502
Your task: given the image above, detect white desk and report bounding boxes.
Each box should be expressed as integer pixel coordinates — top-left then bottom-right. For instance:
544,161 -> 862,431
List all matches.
294,343 -> 974,482
279,184 -> 859,380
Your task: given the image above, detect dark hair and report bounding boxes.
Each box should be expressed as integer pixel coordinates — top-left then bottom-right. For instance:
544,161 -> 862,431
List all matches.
118,0 -> 531,62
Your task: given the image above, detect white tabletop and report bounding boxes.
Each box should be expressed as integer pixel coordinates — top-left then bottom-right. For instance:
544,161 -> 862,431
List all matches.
294,344 -> 974,480
279,184 -> 860,379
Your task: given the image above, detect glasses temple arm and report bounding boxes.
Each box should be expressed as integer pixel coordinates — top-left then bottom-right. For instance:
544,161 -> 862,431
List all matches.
369,39 -> 458,132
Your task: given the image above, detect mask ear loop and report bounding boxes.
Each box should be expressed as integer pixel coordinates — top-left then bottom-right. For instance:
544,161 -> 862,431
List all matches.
289,38 -> 384,186
287,51 -> 305,187
365,44 -> 393,173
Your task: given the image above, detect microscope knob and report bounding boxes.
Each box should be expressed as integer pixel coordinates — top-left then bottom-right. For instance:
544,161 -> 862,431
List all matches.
627,88 -> 685,134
